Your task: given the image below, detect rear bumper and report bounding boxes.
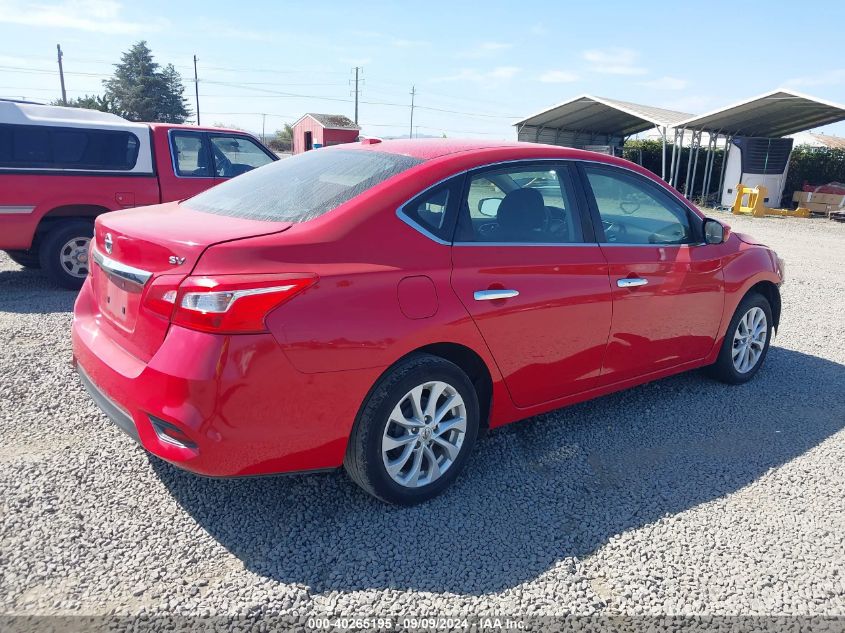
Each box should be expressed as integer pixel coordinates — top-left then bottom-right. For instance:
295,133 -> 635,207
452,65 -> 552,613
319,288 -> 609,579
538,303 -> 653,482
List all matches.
72,278 -> 381,477
77,364 -> 140,443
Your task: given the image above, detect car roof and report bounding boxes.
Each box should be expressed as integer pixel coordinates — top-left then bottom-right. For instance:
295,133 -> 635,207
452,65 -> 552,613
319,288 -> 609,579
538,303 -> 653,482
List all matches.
347,138 -> 606,161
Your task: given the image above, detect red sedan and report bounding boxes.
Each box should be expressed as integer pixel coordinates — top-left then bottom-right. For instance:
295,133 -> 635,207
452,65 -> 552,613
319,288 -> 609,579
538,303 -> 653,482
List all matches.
72,139 -> 784,505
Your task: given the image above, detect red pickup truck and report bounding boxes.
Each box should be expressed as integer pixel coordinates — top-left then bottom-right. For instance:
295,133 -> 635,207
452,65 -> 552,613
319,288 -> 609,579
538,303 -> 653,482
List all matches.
0,100 -> 277,288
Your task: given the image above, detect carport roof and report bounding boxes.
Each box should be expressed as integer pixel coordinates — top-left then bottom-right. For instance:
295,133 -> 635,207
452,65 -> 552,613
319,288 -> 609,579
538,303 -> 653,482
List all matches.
677,89 -> 845,137
514,94 -> 693,136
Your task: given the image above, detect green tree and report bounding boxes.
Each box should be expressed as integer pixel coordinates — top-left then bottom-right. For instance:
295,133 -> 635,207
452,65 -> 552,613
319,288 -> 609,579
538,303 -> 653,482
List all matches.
268,123 -> 294,152
103,41 -> 189,123
157,63 -> 190,123
50,94 -> 116,113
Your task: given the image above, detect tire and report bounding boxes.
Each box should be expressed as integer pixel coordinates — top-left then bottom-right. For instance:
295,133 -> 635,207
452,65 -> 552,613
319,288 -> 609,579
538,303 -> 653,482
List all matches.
707,292 -> 773,384
38,221 -> 94,290
344,354 -> 480,505
5,250 -> 41,268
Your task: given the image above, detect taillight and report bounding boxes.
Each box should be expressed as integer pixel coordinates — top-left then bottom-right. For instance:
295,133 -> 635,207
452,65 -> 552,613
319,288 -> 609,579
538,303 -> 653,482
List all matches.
142,275 -> 183,320
168,273 -> 317,334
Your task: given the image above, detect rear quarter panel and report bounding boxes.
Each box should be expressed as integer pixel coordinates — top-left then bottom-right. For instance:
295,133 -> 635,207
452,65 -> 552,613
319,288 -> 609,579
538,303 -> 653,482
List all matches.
0,173 -> 160,250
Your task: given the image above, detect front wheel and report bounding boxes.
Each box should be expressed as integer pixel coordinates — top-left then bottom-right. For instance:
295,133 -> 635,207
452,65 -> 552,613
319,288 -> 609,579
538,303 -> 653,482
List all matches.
707,292 -> 773,384
344,354 -> 480,505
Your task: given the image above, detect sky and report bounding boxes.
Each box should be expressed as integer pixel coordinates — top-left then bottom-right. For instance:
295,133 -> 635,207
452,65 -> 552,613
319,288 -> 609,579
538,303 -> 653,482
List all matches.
2,0 -> 845,140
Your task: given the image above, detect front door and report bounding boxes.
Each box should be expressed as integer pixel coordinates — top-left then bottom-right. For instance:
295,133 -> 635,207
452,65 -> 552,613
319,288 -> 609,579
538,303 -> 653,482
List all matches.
450,162 -> 613,408
578,163 -> 724,383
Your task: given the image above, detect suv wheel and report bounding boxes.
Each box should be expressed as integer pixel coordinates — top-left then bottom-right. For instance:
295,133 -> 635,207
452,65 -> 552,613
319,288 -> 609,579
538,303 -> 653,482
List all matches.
344,354 -> 480,505
39,221 -> 94,290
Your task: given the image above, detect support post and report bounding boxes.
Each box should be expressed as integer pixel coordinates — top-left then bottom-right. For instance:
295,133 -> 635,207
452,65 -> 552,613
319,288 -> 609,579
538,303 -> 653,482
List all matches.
352,66 -> 360,125
409,86 -> 416,139
193,55 -> 200,125
56,44 -> 67,106
683,130 -> 698,198
669,127 -> 679,186
717,136 -> 733,206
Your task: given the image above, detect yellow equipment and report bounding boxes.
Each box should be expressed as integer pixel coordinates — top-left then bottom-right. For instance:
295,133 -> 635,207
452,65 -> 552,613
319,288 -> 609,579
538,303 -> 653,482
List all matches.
731,184 -> 811,219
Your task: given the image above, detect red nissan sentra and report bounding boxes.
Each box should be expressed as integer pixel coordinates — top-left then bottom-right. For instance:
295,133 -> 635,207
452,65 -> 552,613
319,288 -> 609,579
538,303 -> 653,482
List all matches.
72,139 -> 785,505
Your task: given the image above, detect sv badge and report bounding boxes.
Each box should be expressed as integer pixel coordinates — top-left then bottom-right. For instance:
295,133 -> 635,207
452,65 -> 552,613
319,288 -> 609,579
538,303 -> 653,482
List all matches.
168,255 -> 186,265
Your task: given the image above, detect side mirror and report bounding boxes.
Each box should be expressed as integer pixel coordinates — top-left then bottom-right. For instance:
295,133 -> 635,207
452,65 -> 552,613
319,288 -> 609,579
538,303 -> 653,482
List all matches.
703,218 -> 726,244
477,197 -> 502,217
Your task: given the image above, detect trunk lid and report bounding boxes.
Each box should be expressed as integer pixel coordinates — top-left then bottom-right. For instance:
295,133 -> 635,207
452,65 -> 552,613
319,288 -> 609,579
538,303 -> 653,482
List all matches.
91,201 -> 291,361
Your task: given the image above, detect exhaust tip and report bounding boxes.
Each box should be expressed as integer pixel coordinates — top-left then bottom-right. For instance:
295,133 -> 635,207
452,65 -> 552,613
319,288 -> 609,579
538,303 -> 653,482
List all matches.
149,415 -> 197,449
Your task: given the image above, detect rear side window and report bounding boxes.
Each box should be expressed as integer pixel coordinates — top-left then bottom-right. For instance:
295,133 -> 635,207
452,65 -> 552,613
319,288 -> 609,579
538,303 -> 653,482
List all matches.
400,184 -> 457,241
0,124 -> 139,170
184,149 -> 423,222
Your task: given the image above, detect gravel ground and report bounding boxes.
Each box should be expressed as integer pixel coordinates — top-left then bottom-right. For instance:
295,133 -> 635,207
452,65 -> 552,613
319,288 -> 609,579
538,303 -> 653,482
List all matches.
1,211 -> 844,624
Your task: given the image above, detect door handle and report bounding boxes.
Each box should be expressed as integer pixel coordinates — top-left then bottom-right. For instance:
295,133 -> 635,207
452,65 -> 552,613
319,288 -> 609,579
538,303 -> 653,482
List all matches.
617,277 -> 648,288
474,289 -> 519,301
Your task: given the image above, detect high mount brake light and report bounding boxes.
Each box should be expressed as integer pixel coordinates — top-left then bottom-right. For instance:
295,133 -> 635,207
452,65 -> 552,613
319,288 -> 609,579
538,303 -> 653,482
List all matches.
145,273 -> 317,334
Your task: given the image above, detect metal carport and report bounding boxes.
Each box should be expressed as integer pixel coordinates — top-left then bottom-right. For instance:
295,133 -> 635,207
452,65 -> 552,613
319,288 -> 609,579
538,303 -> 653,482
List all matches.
513,94 -> 692,180
672,89 -> 845,202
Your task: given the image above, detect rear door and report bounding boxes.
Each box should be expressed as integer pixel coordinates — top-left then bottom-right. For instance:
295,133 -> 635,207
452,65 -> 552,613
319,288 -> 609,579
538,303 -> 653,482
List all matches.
577,162 -> 724,383
166,130 -> 217,200
450,161 -> 613,408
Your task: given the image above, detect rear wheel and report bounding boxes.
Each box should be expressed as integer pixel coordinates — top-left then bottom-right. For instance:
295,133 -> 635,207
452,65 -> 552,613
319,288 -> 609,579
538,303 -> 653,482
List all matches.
38,221 -> 94,290
344,354 -> 479,505
5,249 -> 41,268
708,292 -> 773,384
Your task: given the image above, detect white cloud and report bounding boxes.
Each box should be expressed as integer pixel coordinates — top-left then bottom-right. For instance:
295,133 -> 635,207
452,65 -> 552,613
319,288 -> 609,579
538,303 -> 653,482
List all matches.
530,23 -> 548,36
640,76 -> 688,90
785,69 -> 845,87
458,41 -> 513,59
539,70 -> 579,83
582,48 -> 647,75
433,66 -> 521,84
392,38 -> 429,48
488,66 -> 520,79
0,0 -> 168,34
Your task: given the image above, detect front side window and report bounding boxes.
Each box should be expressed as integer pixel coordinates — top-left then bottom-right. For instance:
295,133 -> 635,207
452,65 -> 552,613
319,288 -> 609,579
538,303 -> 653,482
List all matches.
584,165 -> 694,245
172,132 -> 211,177
184,149 -> 422,223
210,135 -> 275,178
457,165 -> 583,243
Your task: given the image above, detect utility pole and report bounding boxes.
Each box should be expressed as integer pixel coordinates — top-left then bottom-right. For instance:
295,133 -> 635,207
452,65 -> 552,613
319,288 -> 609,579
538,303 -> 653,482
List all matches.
261,113 -> 266,143
351,66 -> 362,125
56,44 -> 67,106
193,55 -> 200,125
409,86 -> 416,139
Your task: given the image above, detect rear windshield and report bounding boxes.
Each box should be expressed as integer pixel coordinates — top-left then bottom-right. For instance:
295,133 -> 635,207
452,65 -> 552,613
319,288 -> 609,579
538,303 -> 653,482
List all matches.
184,149 -> 423,222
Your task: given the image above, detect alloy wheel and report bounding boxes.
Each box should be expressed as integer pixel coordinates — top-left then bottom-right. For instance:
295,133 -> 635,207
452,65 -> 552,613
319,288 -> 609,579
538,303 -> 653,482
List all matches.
381,381 -> 467,488
732,306 -> 767,373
